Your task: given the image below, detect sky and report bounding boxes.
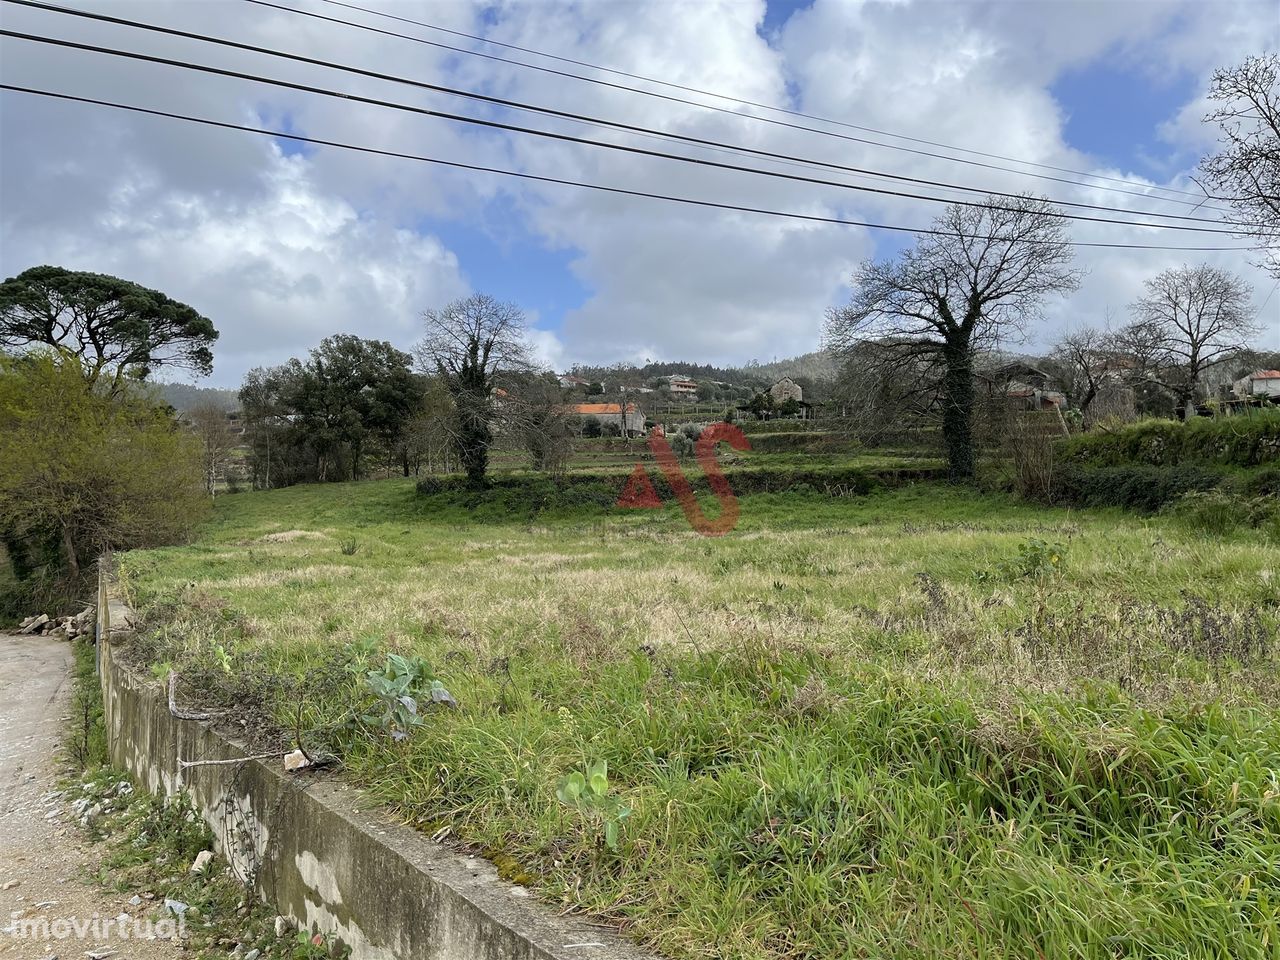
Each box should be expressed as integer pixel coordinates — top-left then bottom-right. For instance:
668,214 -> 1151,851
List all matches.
1,0 -> 1277,387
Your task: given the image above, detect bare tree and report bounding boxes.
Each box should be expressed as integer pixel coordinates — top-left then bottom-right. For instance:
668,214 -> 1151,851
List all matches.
1122,264 -> 1258,419
1048,321 -> 1121,417
187,402 -> 236,497
503,374 -> 574,475
400,377 -> 458,476
416,294 -> 532,486
1199,54 -> 1280,278
825,196 -> 1080,481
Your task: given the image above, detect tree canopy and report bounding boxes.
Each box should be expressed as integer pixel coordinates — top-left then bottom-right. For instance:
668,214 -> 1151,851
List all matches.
238,335 -> 424,486
826,196 -> 1079,480
0,351 -> 208,583
417,293 -> 532,486
0,265 -> 218,387
1121,264 -> 1257,419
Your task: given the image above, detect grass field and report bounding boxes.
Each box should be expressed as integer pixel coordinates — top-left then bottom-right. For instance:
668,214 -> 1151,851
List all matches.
118,477 -> 1280,959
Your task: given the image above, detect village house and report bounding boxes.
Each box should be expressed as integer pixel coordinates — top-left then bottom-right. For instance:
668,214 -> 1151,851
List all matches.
567,402 -> 646,435
983,362 -> 1067,410
558,373 -> 592,389
1232,369 -> 1280,399
769,377 -> 803,404
663,375 -> 698,395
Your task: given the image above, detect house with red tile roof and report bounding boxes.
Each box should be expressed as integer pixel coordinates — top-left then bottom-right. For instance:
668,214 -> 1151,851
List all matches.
1232,370 -> 1280,399
565,402 -> 645,434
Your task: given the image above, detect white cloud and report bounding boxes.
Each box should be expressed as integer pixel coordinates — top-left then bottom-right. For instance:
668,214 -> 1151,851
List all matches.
1,0 -> 1276,388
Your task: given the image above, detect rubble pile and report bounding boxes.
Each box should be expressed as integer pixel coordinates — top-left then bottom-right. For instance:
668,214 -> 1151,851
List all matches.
16,607 -> 95,639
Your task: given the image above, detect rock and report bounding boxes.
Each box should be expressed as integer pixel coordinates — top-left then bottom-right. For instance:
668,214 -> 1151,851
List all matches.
163,898 -> 189,917
2,880 -> 20,891
283,749 -> 311,773
273,915 -> 293,937
80,802 -> 104,827
190,850 -> 214,874
18,614 -> 49,634
244,950 -> 261,960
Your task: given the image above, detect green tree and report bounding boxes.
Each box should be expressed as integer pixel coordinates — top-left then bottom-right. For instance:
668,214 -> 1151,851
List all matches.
0,266 -> 218,389
416,294 -> 532,487
0,352 -> 209,584
239,337 -> 423,484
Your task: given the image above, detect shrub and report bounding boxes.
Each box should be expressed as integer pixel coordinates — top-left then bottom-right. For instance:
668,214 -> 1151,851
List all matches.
974,538 -> 1067,583
1232,464 -> 1280,498
0,352 -> 209,588
668,432 -> 696,460
1053,464 -> 1224,512
1058,412 -> 1280,469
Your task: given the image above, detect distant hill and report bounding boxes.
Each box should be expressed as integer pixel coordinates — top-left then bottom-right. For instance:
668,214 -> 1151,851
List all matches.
568,351 -> 841,389
733,351 -> 840,385
152,381 -> 240,413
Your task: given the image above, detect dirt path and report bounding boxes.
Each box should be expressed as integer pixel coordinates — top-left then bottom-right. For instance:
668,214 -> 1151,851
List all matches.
0,633 -> 185,959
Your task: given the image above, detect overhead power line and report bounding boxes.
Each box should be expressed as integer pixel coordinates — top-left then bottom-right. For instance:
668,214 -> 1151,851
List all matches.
0,82 -> 1261,254
296,0 -> 1216,207
0,6 -> 1244,233
0,28 -> 1247,238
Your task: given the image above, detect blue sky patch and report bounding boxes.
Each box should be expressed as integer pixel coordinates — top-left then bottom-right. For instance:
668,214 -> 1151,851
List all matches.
1050,55 -> 1198,178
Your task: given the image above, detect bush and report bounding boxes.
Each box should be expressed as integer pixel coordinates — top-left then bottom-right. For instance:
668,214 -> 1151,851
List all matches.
0,352 -> 209,588
1232,464 -> 1280,498
1052,464 -> 1224,512
413,464 -> 942,520
668,433 -> 695,460
1058,412 -> 1280,469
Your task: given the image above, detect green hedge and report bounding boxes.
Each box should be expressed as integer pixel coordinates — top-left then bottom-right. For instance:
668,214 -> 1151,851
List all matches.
1052,464 -> 1226,512
1057,413 -> 1280,469
415,463 -> 947,520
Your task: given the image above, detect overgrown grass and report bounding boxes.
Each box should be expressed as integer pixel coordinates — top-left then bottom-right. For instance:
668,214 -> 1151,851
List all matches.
116,478 -> 1280,959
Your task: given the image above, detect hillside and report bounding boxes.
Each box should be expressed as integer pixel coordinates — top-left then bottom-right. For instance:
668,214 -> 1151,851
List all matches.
152,381 -> 240,412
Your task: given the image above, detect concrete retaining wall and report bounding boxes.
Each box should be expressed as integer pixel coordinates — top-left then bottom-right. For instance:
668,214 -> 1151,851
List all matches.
96,576 -> 651,960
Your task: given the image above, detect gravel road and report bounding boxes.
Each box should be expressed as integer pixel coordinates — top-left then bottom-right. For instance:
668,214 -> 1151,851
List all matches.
0,632 -> 184,959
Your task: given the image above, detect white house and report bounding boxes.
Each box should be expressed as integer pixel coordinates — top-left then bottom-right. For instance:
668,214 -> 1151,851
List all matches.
1233,370 -> 1280,399
664,375 -> 698,395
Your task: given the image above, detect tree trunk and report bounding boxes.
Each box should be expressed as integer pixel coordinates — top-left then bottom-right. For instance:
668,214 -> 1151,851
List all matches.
941,338 -> 976,482
460,424 -> 490,488
61,522 -> 80,579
